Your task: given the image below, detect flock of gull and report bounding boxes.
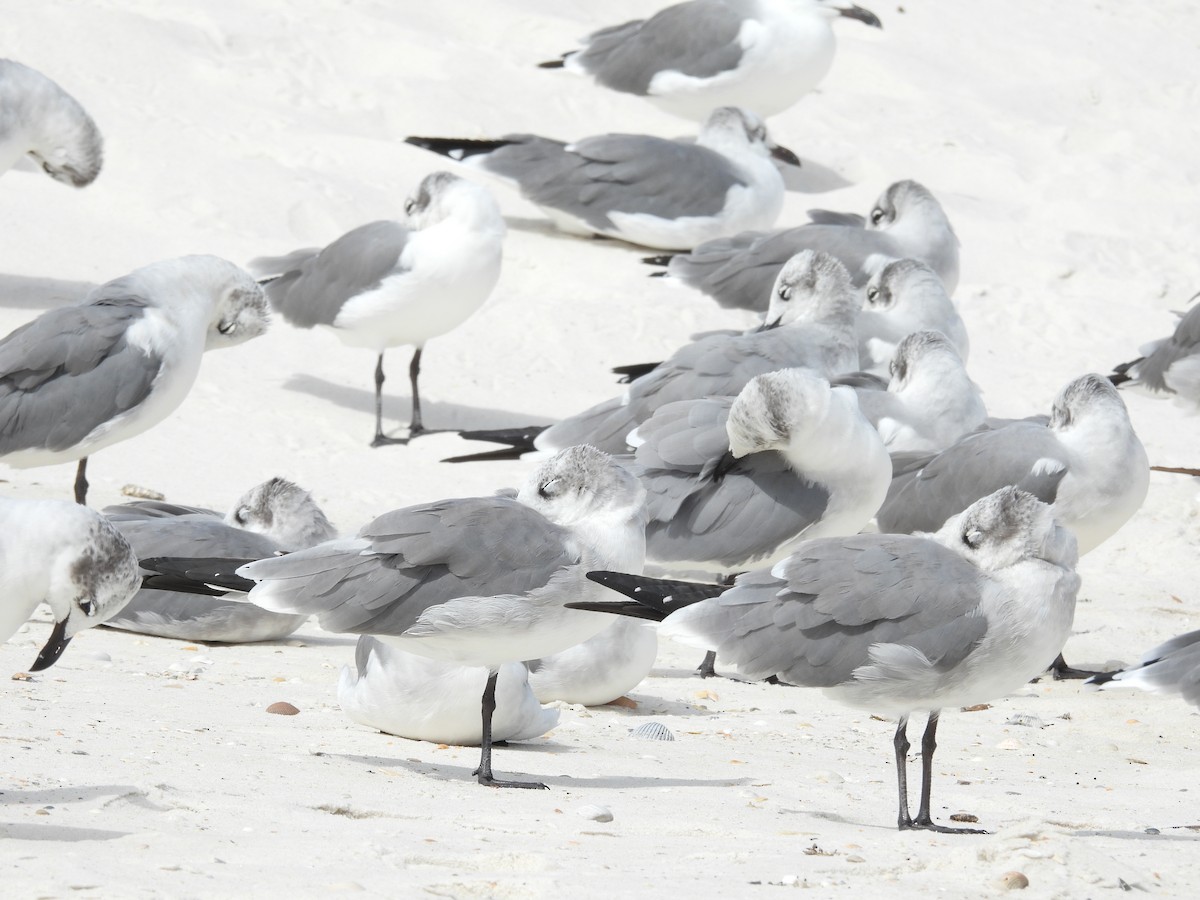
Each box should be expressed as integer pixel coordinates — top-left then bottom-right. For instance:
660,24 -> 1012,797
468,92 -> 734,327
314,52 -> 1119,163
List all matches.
3,0 -> 1199,834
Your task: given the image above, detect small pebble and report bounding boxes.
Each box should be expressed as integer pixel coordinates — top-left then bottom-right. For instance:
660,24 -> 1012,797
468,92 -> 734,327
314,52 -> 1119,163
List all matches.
577,804 -> 613,823
11,672 -> 32,682
950,813 -> 979,823
266,701 -> 300,716
121,484 -> 165,500
999,871 -> 1030,890
1005,713 -> 1046,729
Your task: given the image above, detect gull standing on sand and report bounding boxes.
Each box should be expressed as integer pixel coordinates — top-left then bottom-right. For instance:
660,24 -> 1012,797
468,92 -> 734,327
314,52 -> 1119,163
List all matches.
1085,630 -> 1200,708
0,497 -> 139,671
537,0 -> 882,122
449,250 -> 860,460
646,180 -> 959,310
405,107 -> 795,250
104,478 -> 337,643
576,487 -> 1080,833
143,445 -> 648,789
1109,300 -> 1200,412
877,374 -> 1148,678
0,59 -> 103,186
251,171 -> 505,445
856,258 -> 969,376
842,331 -> 985,453
0,256 -> 269,505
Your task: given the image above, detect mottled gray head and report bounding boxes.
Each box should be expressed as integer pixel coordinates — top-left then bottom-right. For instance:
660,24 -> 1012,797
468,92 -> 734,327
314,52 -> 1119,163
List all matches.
700,106 -> 798,165
202,258 -> 271,349
1049,374 -> 1130,430
403,170 -> 502,232
226,477 -> 337,551
866,181 -> 942,231
726,369 -> 832,457
947,486 -> 1077,572
889,330 -> 958,384
765,249 -> 858,327
865,258 -> 942,310
4,60 -> 104,187
518,444 -> 646,527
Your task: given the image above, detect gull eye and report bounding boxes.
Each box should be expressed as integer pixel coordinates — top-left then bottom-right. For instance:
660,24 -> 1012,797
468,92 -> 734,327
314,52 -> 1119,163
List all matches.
234,507 -> 249,525
404,198 -> 417,215
870,207 -> 886,225
80,599 -> 96,617
217,320 -> 236,335
537,478 -> 560,499
962,529 -> 983,549
866,286 -> 880,304
778,285 -> 792,302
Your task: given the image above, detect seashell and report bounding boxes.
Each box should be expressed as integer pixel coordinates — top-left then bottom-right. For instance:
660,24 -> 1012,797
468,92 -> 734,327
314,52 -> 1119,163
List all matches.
577,804 -> 613,823
998,871 -> 1029,890
267,701 -> 300,716
1005,713 -> 1046,728
121,484 -> 165,500
629,722 -> 675,741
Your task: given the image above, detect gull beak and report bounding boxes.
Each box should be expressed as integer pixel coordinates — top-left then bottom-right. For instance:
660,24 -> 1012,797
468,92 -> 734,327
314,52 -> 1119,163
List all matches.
839,5 -> 883,28
755,316 -> 783,332
769,143 -> 801,167
29,617 -> 72,672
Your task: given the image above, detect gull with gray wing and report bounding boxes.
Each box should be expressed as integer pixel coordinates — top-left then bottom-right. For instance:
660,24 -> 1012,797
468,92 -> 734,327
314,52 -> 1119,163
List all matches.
1110,299 -> 1200,412
1085,630 -> 1200,709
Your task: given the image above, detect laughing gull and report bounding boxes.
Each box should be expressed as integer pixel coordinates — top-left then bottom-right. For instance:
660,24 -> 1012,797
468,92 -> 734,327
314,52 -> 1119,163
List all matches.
0,59 -> 102,187
877,374 -> 1148,678
339,637 -> 559,745
143,445 -> 648,789
538,0 -> 882,122
645,180 -> 960,310
576,487 -> 1081,833
250,171 -> 505,445
1085,629 -> 1200,709
1,497 -> 139,671
405,107 -> 794,250
857,259 -> 969,376
0,256 -> 269,505
104,478 -> 337,643
449,250 -> 861,460
842,331 -> 986,453
1110,300 -> 1200,412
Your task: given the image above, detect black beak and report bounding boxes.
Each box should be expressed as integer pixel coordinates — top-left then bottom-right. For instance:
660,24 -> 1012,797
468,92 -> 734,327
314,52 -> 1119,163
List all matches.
712,450 -> 739,482
769,144 -> 802,167
29,617 -> 72,672
839,5 -> 882,28
754,317 -> 783,333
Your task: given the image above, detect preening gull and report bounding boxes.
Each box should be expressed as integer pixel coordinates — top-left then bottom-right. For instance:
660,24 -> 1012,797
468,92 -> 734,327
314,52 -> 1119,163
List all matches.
576,487 -> 1080,832
0,256 -> 269,504
143,445 -> 648,789
250,171 -> 505,445
339,637 -> 559,745
856,258 -> 969,376
646,180 -> 959,310
538,0 -> 882,122
0,59 -> 102,186
0,497 -> 139,671
1085,629 -> 1200,709
841,331 -> 986,453
449,250 -> 861,460
1110,299 -> 1200,412
406,107 -> 794,250
105,478 -> 336,643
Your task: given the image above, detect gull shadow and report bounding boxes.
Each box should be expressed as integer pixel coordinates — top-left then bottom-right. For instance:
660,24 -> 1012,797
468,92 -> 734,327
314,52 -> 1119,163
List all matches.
1073,829 -> 1200,842
0,272 -> 95,310
0,822 -> 130,842
778,159 -> 854,194
97,624 -> 356,649
282,374 -> 557,433
0,784 -> 141,806
330,752 -> 749,790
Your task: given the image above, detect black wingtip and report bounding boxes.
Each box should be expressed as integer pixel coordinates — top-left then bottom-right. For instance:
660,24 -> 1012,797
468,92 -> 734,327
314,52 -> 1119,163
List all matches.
611,361 -> 662,383
1083,670 -> 1120,688
441,447 -> 529,464
565,600 -> 669,621
140,557 -> 259,593
537,57 -> 566,69
1108,357 -> 1141,386
840,5 -> 882,28
405,136 -> 516,160
642,254 -> 674,267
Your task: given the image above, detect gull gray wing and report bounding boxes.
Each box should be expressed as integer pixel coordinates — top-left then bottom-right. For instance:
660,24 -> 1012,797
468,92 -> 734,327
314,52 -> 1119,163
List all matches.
0,295 -> 160,454
252,220 -> 410,328
631,395 -> 733,474
571,0 -> 747,94
1131,304 -> 1200,394
240,497 -> 578,636
103,500 -> 223,521
877,422 -> 1067,534
481,133 -> 745,229
666,535 -> 988,685
114,515 -> 285,563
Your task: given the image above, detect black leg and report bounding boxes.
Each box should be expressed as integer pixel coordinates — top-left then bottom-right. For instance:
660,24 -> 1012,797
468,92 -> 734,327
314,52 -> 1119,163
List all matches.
1047,652 -> 1103,680
371,352 -> 407,447
474,670 -> 547,790
696,650 -> 718,678
905,711 -> 988,834
73,457 -> 89,505
408,346 -> 425,437
894,715 -> 913,829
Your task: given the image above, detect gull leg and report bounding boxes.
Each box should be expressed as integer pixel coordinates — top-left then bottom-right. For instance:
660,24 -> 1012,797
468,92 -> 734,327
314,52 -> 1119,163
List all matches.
408,346 -> 425,437
907,711 -> 988,834
73,457 -> 89,505
894,715 -> 913,829
371,352 -> 407,447
696,650 -> 718,678
474,670 -> 547,790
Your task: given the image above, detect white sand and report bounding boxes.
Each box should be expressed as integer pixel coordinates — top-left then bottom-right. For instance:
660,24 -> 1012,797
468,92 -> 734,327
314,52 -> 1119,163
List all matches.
2,1 -> 1199,896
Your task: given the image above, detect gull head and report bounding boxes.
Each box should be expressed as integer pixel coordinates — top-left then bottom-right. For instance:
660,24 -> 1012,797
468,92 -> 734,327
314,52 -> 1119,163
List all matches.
226,477 -> 338,552
403,170 -> 504,233
1049,373 -> 1131,431
865,258 -> 945,312
943,486 -> 1078,573
867,180 -> 952,234
764,249 -> 858,328
726,369 -> 832,457
201,258 -> 270,349
888,330 -> 960,386
518,445 -> 647,528
699,107 -> 799,166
